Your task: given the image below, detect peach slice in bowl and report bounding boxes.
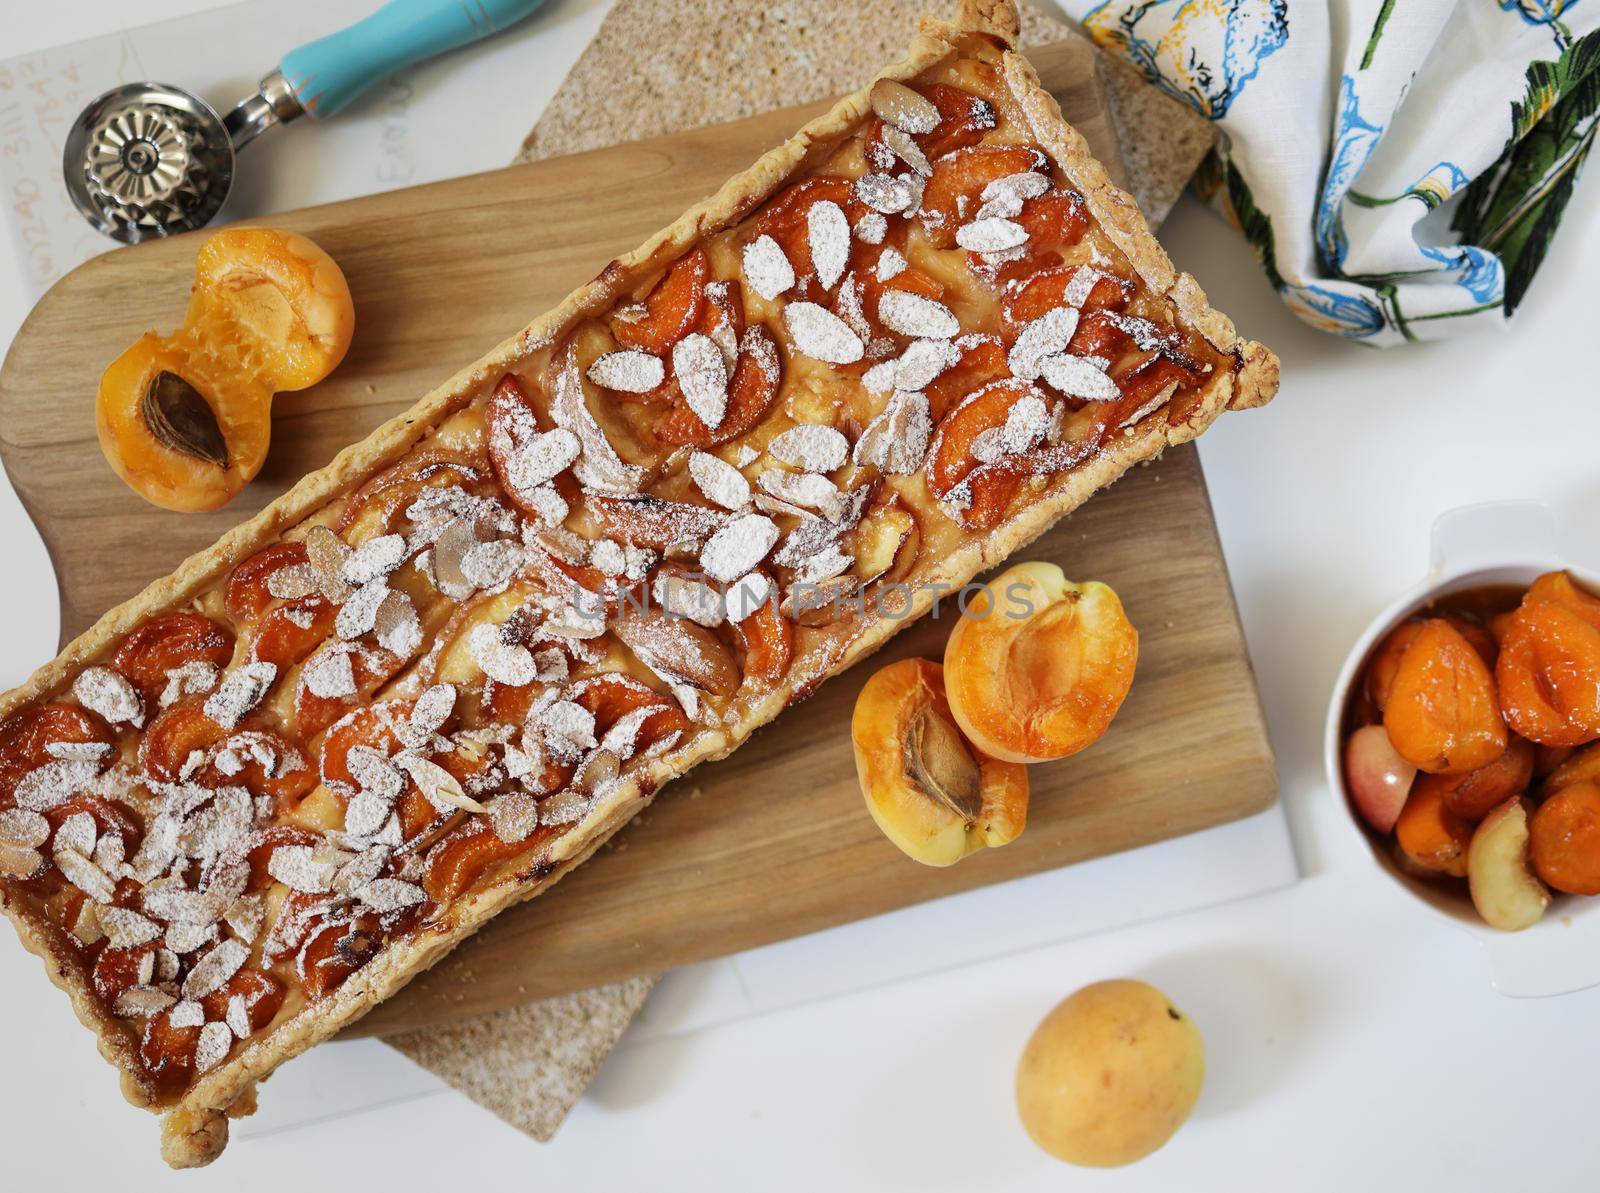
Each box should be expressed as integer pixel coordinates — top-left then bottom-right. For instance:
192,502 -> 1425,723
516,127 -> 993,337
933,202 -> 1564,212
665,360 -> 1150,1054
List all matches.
1325,500 -> 1600,997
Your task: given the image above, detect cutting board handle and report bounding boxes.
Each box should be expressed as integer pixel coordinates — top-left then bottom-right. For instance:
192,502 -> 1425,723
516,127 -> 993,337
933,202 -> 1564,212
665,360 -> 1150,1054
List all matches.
281,0 -> 548,119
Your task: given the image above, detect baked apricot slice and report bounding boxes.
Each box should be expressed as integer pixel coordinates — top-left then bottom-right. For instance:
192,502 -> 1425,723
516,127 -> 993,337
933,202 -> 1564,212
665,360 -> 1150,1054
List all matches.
613,248 -> 710,353
112,612 -> 236,704
1435,734 -> 1535,822
753,180 -> 867,293
197,731 -> 316,809
298,910 -> 385,1000
338,449 -> 486,538
569,672 -> 690,750
225,824 -> 320,891
1394,775 -> 1472,877
485,373 -> 580,522
730,571 -> 794,684
1013,189 -> 1090,257
1496,600 -> 1600,747
1539,740 -> 1600,798
920,144 -> 1046,249
423,820 -> 563,903
139,697 -> 227,783
923,333 -> 1009,422
44,794 -> 142,847
200,969 -> 286,1033
1383,618 -> 1508,774
944,562 -> 1138,763
1529,780 -> 1600,895
248,598 -> 338,671
97,227 -> 353,512
1001,265 -> 1132,337
1525,570 -> 1600,633
655,325 -> 783,446
320,701 -> 415,795
92,943 -> 157,1005
865,79 -> 997,168
294,646 -> 406,739
140,1004 -> 201,1091
852,657 -> 1027,866
225,542 -> 310,624
0,703 -> 114,800
1365,621 -> 1424,712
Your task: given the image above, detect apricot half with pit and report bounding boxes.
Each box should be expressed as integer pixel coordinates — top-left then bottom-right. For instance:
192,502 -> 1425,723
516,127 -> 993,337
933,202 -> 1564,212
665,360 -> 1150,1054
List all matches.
851,658 -> 1027,866
97,227 -> 354,511
943,562 -> 1137,764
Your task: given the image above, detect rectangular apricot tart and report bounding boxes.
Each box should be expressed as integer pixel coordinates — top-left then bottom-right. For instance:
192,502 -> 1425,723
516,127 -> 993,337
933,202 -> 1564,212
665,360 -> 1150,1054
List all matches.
0,0 -> 1276,1166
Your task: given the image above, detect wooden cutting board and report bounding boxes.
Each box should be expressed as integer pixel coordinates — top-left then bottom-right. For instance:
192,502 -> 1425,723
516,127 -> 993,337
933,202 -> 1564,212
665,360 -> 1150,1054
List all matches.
0,39 -> 1275,1036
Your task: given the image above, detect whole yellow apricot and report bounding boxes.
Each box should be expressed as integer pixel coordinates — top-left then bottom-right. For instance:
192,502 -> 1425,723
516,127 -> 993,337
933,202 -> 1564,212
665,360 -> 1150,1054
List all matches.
1015,979 -> 1203,1167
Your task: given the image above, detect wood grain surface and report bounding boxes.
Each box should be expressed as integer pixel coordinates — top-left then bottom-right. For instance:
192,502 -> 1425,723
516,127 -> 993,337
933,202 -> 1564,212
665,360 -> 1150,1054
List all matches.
0,38 -> 1274,1034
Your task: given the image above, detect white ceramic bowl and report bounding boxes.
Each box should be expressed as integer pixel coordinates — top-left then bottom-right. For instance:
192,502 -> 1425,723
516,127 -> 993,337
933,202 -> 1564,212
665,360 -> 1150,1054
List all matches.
1324,500 -> 1600,998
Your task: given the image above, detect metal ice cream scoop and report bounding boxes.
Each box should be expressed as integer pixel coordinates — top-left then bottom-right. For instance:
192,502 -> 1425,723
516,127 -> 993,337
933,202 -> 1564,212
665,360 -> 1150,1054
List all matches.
63,0 -> 548,243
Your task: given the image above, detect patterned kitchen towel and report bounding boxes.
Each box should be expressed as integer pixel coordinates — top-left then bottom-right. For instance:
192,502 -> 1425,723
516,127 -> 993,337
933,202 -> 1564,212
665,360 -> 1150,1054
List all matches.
1068,1 -> 1599,344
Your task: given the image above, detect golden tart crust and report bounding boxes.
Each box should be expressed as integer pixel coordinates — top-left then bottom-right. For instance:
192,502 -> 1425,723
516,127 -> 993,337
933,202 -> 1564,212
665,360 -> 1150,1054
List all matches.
0,0 -> 1276,1166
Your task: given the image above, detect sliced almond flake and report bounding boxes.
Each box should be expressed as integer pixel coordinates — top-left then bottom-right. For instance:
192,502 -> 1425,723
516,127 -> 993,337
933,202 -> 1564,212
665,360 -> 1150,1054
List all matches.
957,216 -> 1028,253
896,171 -> 926,214
225,993 -> 252,1039
574,748 -> 621,793
301,648 -> 357,700
597,707 -> 654,762
335,579 -> 389,641
0,843 -> 45,880
114,986 -> 176,1019
518,482 -> 569,527
875,247 -> 908,282
1000,395 -> 1052,457
0,807 -> 49,849
539,790 -> 589,826
343,790 -> 391,838
43,740 -> 114,764
223,895 -> 265,943
508,428 -> 583,496
724,571 -> 776,622
468,621 -> 538,687
54,810 -> 97,857
201,658 -> 276,726
410,683 -> 456,738
341,534 -> 407,586
554,350 -> 647,495
688,451 -> 751,510
757,470 -> 848,522
375,589 -> 423,658
1039,353 -> 1121,401
881,124 -> 932,177
540,699 -> 598,759
783,302 -> 864,365
877,291 -> 959,338
181,938 -> 249,1000
587,350 -> 665,393
97,906 -> 161,949
141,881 -> 216,927
589,539 -> 626,577
898,339 -> 961,392
304,525 -> 356,604
154,948 -> 180,982
834,274 -> 872,346
93,831 -> 126,877
854,173 -> 916,215
854,212 -> 888,244
268,844 -> 337,894
1121,382 -> 1180,428
541,602 -> 607,640
355,878 -> 425,914
72,666 -> 144,727
699,513 -> 780,583
127,817 -> 182,886
532,648 -> 569,684
488,791 -> 540,844
166,921 -> 218,954
15,759 -> 100,811
862,359 -> 899,396
794,543 -> 853,583
1008,307 -> 1081,381
349,746 -> 407,803
1059,265 -> 1104,309
742,234 -> 795,302
428,517 -> 479,600
69,901 -> 105,946
169,1000 -> 205,1029
194,1021 -> 233,1074
977,170 -> 1050,220
395,753 -> 486,814
870,79 -> 939,134
653,572 -> 727,628
768,425 -> 849,474
806,199 -> 851,290
461,539 -> 525,591
672,333 -> 730,430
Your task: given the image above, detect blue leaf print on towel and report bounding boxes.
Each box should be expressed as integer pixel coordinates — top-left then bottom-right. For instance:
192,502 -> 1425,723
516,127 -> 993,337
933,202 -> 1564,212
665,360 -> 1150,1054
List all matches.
1282,283 -> 1386,338
1317,75 -> 1384,270
1419,245 -> 1506,304
1083,0 -> 1289,119
1501,1 -> 1582,28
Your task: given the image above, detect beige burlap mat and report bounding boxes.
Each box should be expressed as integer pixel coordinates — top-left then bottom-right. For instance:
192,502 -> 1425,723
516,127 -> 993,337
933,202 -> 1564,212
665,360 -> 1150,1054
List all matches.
388,0 -> 1210,1143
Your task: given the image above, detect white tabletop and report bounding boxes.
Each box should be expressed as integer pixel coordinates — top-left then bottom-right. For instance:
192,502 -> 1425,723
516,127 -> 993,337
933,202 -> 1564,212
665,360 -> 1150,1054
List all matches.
4,2 -> 1599,1187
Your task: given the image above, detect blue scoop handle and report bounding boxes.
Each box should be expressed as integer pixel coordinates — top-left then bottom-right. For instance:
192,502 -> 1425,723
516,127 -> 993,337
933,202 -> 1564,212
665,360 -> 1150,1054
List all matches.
280,0 -> 547,119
